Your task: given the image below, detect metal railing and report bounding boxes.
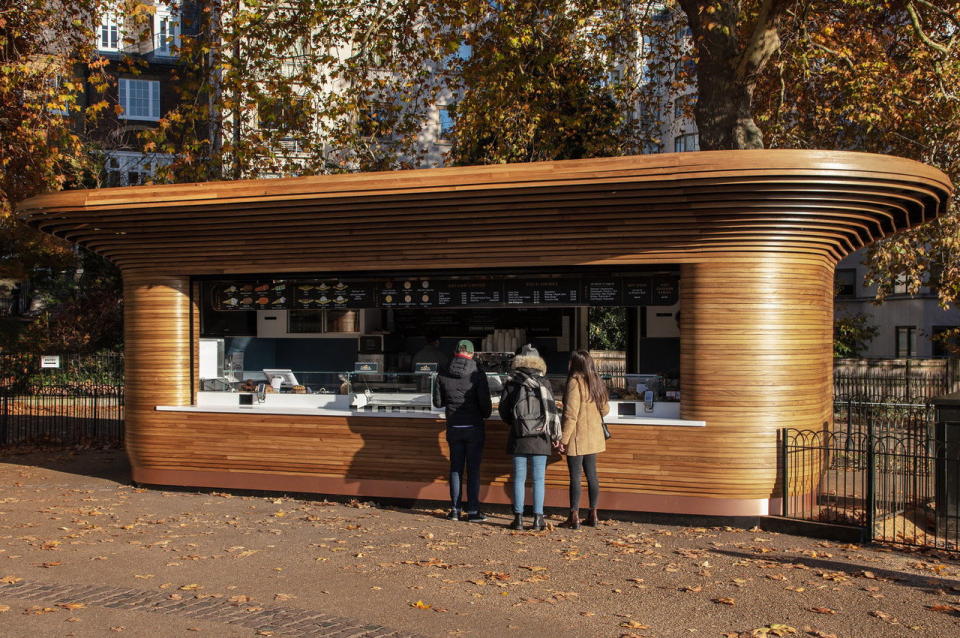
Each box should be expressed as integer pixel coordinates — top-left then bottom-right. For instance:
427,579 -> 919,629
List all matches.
782,401 -> 960,551
0,353 -> 124,447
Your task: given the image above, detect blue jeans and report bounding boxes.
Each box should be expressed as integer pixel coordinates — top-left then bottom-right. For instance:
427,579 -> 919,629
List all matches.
447,426 -> 485,513
512,454 -> 547,515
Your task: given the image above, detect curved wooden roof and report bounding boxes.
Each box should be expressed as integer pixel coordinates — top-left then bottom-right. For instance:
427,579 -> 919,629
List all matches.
16,150 -> 952,273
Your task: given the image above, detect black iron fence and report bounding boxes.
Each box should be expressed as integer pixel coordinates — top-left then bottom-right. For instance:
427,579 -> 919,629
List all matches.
834,358 -> 960,404
0,353 -> 124,447
782,401 -> 960,551
1,385 -> 124,446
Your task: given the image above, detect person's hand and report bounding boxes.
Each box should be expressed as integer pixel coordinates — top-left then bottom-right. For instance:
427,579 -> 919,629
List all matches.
553,440 -> 565,454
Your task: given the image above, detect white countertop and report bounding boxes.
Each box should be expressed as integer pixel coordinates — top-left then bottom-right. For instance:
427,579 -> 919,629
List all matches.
156,403 -> 705,427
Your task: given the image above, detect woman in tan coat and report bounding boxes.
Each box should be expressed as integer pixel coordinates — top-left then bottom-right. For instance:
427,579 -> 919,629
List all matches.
558,350 -> 610,529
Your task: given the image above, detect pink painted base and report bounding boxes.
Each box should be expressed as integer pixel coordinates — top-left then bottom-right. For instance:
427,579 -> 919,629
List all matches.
133,467 -> 776,517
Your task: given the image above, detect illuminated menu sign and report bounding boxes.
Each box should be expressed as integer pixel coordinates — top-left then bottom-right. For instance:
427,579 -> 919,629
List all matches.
211,273 -> 679,310
584,280 -> 622,306
216,281 -> 288,310
505,278 -> 580,305
294,281 -> 372,309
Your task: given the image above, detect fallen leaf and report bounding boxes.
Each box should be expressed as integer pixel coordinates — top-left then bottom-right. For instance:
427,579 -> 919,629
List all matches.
179,584 -> 202,591
522,566 -> 547,572
926,604 -> 960,613
0,605 -> 9,613
751,624 -> 796,636
411,600 -> 431,609
0,576 -> 22,584
110,626 -> 124,632
273,593 -> 296,601
57,603 -> 85,610
620,620 -> 650,629
713,597 -> 736,605
808,607 -> 837,615
680,585 -> 703,592
870,610 -> 897,624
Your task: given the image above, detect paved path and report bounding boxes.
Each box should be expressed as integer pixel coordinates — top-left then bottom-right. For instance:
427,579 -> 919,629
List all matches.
1,577 -> 421,637
2,449 -> 960,637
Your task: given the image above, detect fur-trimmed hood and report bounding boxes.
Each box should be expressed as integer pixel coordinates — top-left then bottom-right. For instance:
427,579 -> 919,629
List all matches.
512,354 -> 547,374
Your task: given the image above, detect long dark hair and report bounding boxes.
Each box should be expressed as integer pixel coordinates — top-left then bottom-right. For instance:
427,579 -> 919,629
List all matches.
568,350 -> 607,407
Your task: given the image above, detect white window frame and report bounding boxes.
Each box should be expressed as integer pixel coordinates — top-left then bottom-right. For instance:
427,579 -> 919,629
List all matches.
118,78 -> 161,121
674,132 -> 699,153
437,105 -> 454,141
154,3 -> 181,57
104,151 -> 172,187
98,9 -> 121,52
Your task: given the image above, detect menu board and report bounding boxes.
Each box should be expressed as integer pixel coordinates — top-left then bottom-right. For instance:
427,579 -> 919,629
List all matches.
294,281 -> 373,309
505,278 -> 580,305
585,279 -> 622,306
435,280 -> 503,306
622,279 -> 652,306
215,281 -> 288,310
209,272 -> 679,310
651,276 -> 679,305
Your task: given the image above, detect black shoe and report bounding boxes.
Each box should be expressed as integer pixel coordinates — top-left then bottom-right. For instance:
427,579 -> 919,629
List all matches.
531,514 -> 546,531
446,509 -> 460,521
465,511 -> 487,522
509,513 -> 524,530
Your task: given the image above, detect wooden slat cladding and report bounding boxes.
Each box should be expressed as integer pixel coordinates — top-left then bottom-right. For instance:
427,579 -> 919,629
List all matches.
679,258 -> 835,497
16,151 -> 952,273
17,151 -> 953,513
123,274 -> 193,470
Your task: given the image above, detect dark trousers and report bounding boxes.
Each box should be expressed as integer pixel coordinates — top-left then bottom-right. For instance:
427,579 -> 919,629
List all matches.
566,453 -> 599,510
447,425 -> 485,513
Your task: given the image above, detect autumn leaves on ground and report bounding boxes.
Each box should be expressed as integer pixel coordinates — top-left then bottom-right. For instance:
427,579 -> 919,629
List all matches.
1,449 -> 959,638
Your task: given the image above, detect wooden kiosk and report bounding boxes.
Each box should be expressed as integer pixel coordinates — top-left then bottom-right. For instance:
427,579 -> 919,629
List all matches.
17,150 -> 952,516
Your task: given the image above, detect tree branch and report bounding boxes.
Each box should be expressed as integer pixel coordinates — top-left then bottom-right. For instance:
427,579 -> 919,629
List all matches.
735,0 -> 797,81
905,1 -> 952,56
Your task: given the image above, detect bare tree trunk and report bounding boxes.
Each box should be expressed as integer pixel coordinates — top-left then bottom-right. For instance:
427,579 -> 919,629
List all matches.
677,0 -> 796,150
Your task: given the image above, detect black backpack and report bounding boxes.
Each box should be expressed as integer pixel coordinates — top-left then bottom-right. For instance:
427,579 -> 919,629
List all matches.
510,374 -> 547,438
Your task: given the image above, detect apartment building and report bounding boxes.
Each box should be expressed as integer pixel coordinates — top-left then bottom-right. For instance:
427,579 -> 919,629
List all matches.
835,249 -> 960,358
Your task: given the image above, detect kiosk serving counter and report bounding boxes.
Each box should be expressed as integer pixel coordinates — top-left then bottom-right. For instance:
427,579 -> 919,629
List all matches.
16,151 -> 952,516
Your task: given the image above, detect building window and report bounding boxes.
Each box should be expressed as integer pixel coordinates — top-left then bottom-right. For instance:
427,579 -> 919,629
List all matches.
438,106 -> 454,141
932,326 -> 959,358
47,76 -> 70,115
835,268 -> 857,298
104,152 -> 169,187
895,325 -> 916,358
359,103 -> 394,139
674,133 -> 698,153
98,10 -> 121,51
893,278 -> 908,294
154,3 -> 181,57
118,78 -> 161,121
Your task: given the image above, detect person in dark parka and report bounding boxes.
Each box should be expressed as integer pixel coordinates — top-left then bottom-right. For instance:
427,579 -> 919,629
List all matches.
433,339 -> 492,521
498,344 -> 561,531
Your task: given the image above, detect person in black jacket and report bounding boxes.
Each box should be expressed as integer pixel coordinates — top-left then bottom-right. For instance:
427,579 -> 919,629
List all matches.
498,344 -> 561,531
433,339 -> 492,521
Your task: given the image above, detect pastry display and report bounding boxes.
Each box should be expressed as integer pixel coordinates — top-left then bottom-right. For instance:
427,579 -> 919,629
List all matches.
271,296 -> 286,305
255,283 -> 270,292
241,296 -> 254,305
256,296 -> 269,305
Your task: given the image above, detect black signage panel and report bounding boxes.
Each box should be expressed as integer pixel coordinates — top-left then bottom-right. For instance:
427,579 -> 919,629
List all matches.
434,280 -> 503,307
651,276 -> 679,306
622,279 -> 652,306
379,281 -> 402,307
217,281 -> 288,310
585,279 -> 622,306
505,278 -> 580,305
